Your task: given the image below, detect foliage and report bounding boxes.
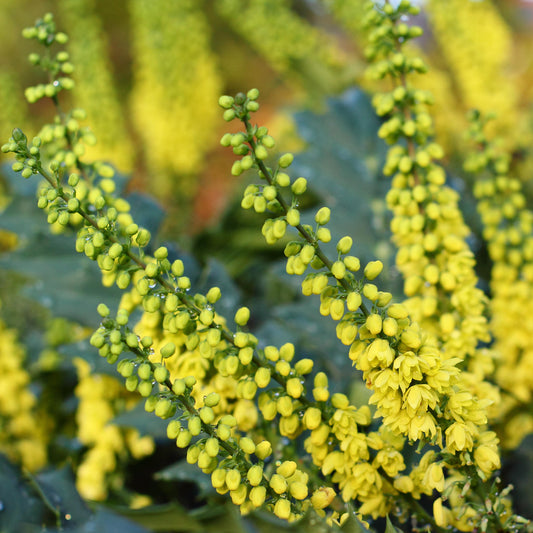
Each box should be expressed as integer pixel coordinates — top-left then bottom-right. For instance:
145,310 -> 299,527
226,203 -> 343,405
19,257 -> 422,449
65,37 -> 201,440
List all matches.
2,2 -> 533,533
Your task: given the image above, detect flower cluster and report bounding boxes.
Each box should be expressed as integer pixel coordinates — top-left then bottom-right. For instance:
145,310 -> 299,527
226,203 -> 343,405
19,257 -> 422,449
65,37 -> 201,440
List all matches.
0,317 -> 48,472
465,112 -> 533,448
425,0 -> 520,145
129,0 -> 221,203
74,358 -> 155,501
2,5 -> 532,532
57,0 -> 134,172
215,0 -> 348,92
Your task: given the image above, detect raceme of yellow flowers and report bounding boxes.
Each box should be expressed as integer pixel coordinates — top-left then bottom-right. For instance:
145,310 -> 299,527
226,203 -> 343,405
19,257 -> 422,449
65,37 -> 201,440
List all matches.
215,0 -> 350,97
0,316 -> 47,472
464,114 -> 533,449
129,0 -> 221,202
56,0 -> 134,173
2,4 -> 532,532
74,358 -> 155,501
425,0 -> 523,148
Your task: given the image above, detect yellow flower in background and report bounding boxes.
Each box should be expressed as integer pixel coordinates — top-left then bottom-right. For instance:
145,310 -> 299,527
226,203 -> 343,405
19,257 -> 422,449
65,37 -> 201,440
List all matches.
130,0 -> 221,202
0,319 -> 47,472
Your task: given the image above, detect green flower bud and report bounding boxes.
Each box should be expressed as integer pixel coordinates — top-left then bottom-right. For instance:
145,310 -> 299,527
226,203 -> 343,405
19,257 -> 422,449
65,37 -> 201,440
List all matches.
279,153 -> 294,168
247,88 -> 259,100
167,420 -> 181,439
223,109 -> 236,121
291,177 -> 307,195
145,396 -> 158,412
136,228 -> 151,247
154,365 -> 169,383
205,437 -> 219,457
217,424 -> 231,441
276,172 -> 290,187
138,363 -> 152,381
125,375 -> 139,392
116,272 -> 131,290
261,135 -> 276,148
138,380 -> 153,397
108,242 -> 123,259
220,133 -> 232,147
199,406 -> 215,424
155,398 -> 173,418
204,392 -> 220,407
176,429 -> 192,448
188,415 -> 202,436
218,95 -> 234,109
255,145 -> 268,160
97,303 -> 110,317
246,101 -> 259,112
21,167 -> 33,179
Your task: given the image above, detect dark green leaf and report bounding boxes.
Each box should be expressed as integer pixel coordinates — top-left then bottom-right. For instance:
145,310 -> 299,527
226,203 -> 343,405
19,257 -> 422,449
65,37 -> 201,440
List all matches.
108,502 -> 203,532
112,401 -> 169,439
384,516 -> 403,533
0,455 -> 45,531
34,464 -> 92,527
154,459 -> 214,498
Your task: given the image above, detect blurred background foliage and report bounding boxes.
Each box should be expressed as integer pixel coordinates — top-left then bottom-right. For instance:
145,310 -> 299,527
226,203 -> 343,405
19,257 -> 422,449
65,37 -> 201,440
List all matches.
2,0 -> 533,238
3,0 -> 533,531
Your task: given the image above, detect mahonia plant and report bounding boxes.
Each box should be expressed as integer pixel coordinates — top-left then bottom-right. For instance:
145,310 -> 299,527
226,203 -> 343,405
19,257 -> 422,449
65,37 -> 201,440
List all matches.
1,4 -> 532,533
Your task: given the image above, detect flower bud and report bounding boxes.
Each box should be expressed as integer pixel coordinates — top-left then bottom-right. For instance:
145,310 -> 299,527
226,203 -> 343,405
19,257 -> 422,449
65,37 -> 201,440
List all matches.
286,208 -> 300,227
188,416 -> 202,436
303,407 -> 322,430
274,499 -> 291,519
255,440 -> 272,460
205,437 -> 220,458
254,367 -> 271,388
315,207 -> 331,225
239,437 -> 256,454
167,420 -> 181,439
294,358 -> 313,374
247,465 -> 263,486
234,306 -> 250,326
270,474 -> 288,494
225,469 -> 241,491
249,486 -> 266,507
279,153 -> 294,168
364,260 -> 384,280
337,236 -> 353,254
176,429 -> 192,448
311,487 -> 336,510
291,177 -> 307,195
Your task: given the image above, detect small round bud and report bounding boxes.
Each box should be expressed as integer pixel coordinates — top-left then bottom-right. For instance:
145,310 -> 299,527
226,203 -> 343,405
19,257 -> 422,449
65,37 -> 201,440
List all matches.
234,306 -> 250,326
315,207 -> 331,225
291,177 -> 307,195
97,303 -> 110,317
247,88 -> 259,100
218,95 -> 234,109
286,208 -> 300,227
279,153 -> 294,168
255,145 -> 268,160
